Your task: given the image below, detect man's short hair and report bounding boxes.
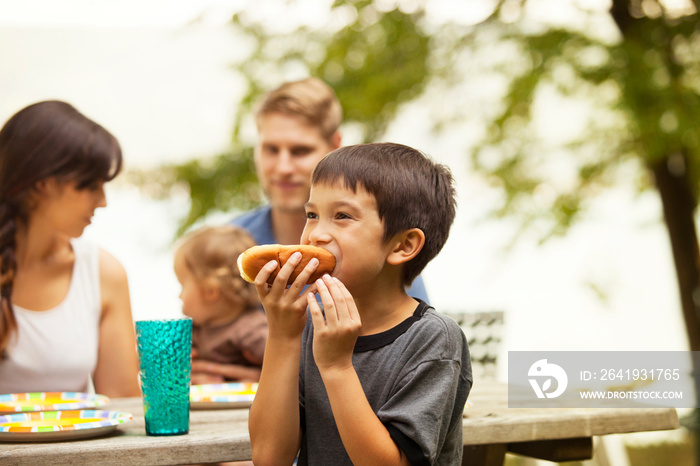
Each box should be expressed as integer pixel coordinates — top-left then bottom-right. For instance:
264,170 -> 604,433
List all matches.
254,77 -> 342,143
311,142 -> 457,286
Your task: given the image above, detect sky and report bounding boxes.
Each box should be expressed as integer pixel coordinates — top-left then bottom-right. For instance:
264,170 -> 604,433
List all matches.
0,0 -> 246,28
0,0 -> 692,383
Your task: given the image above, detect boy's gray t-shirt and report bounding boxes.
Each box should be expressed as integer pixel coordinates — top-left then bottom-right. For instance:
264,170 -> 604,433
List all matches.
298,300 -> 472,465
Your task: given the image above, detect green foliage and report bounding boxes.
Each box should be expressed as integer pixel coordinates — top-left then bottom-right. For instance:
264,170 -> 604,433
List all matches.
127,147 -> 260,237
132,0 -> 700,244
230,0 -> 431,142
131,0 -> 432,235
311,7 -> 431,141
232,2 -> 431,142
470,1 -> 700,240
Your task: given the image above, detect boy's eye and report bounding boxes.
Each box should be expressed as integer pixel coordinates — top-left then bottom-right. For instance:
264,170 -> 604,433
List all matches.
335,212 -> 351,220
305,211 -> 318,220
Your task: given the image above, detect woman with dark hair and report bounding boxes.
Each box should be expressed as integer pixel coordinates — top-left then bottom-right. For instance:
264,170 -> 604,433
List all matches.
0,100 -> 140,396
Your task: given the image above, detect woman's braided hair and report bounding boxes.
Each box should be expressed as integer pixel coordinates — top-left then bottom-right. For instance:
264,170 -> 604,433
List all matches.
0,100 -> 123,354
0,202 -> 18,354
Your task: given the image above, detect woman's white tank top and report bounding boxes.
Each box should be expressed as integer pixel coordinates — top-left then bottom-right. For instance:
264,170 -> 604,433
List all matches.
0,239 -> 101,394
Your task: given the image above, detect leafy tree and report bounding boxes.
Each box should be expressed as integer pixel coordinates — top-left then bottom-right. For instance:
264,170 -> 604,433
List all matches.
131,0 -> 431,236
135,0 -> 700,359
466,0 -> 700,355
468,0 -> 700,440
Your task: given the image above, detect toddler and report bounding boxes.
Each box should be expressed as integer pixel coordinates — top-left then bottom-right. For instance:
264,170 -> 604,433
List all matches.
174,225 -> 268,384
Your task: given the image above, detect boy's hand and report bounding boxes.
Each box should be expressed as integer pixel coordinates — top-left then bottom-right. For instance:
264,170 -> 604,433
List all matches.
307,275 -> 361,372
255,252 -> 319,339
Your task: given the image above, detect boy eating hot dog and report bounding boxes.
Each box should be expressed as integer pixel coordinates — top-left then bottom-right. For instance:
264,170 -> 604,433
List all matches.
248,142 -> 472,465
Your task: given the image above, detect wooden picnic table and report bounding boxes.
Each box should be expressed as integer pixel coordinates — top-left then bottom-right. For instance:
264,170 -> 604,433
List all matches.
0,380 -> 680,465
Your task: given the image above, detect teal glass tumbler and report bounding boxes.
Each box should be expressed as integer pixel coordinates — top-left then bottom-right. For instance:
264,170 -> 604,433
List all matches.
136,318 -> 192,436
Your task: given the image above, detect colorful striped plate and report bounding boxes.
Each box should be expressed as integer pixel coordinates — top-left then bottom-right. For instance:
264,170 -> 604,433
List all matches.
190,382 -> 257,409
0,410 -> 132,442
0,392 -> 110,414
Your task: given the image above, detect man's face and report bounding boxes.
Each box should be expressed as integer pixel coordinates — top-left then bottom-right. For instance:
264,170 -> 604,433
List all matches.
255,112 -> 338,215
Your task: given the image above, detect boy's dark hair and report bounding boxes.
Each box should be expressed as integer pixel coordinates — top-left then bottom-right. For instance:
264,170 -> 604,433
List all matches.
311,142 -> 456,286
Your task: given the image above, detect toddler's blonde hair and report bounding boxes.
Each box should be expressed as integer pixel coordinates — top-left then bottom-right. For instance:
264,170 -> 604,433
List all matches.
175,225 -> 259,310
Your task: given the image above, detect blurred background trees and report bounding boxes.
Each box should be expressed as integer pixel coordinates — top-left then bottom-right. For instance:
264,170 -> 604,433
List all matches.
130,0 -> 434,235
133,0 -> 700,353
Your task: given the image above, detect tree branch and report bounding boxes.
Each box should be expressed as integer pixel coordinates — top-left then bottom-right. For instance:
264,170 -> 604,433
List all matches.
609,0 -> 633,36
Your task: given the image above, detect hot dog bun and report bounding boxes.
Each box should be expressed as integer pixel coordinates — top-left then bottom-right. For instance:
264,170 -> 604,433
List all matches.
237,244 -> 336,285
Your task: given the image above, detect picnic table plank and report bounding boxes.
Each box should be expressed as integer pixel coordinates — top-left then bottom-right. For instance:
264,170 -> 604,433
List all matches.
462,381 -> 680,445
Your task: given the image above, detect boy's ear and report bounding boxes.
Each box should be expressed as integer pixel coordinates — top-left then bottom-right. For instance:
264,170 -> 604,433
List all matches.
387,228 -> 425,266
201,278 -> 221,302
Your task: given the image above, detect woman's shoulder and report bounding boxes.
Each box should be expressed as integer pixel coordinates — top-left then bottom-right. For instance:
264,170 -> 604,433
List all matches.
92,247 -> 130,312
71,239 -> 126,280
98,248 -> 128,285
